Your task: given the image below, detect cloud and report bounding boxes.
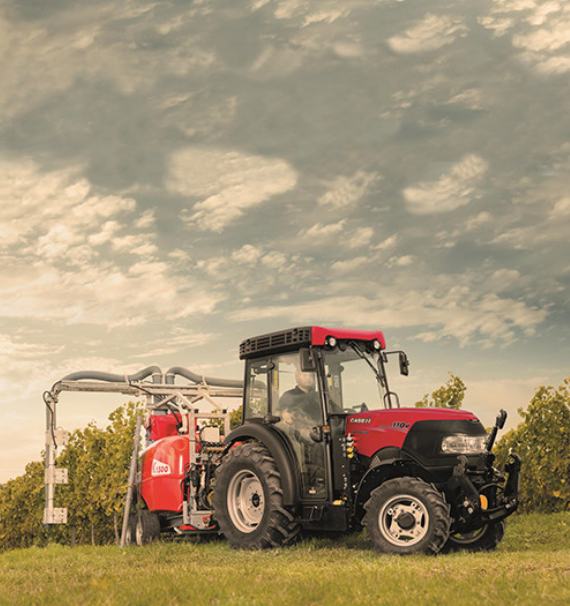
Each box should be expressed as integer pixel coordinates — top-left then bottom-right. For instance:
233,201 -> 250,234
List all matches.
465,211 -> 492,230
272,1 -> 349,24
131,330 -> 214,358
480,1 -> 570,74
318,171 -> 378,210
347,227 -> 374,248
231,285 -> 546,346
232,245 -> 264,265
550,196 -> 570,217
261,251 -> 289,269
0,158 -> 140,262
0,5 -> 217,123
446,88 -> 484,110
387,14 -> 468,54
372,234 -> 398,251
170,148 -> 298,232
302,220 -> 347,239
0,158 -> 223,326
387,255 -> 416,267
403,154 -> 489,215
331,256 -> 369,274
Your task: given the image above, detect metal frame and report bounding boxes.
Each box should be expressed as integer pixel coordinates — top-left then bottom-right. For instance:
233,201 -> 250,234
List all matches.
43,375 -> 243,531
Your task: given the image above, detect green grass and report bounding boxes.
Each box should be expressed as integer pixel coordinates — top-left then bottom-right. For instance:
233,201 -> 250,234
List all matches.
1,513 -> 569,606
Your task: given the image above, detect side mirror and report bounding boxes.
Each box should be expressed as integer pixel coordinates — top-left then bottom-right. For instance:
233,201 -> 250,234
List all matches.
399,352 -> 410,376
497,409 -> 507,429
300,348 -> 316,372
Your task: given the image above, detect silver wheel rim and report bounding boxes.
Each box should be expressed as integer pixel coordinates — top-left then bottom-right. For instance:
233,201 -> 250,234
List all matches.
227,470 -> 265,533
450,526 -> 486,544
378,494 -> 430,547
135,519 -> 143,545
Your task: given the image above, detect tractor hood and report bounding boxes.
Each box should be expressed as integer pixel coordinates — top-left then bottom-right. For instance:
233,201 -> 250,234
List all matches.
346,407 -> 483,459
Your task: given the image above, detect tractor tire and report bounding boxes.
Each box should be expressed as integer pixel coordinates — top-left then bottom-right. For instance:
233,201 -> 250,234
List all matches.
213,442 -> 300,549
135,509 -> 161,546
444,521 -> 505,553
124,513 -> 137,546
363,477 -> 451,555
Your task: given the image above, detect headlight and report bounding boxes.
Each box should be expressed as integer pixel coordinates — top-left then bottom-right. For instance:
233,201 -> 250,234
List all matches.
441,434 -> 487,454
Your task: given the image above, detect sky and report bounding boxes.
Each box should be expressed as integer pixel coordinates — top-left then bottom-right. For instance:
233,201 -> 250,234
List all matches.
0,0 -> 569,483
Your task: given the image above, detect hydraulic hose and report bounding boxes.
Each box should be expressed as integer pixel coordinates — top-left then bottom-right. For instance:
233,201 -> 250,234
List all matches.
53,365 -> 243,393
60,366 -> 163,383
165,366 -> 244,389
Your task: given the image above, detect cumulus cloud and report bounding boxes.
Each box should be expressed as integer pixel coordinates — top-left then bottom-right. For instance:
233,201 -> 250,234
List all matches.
347,227 -> 374,248
0,159 -> 141,261
387,14 -> 468,54
372,234 -> 398,251
318,171 -> 378,209
447,88 -> 484,110
232,244 -> 264,265
480,0 -> 570,74
0,158 -> 223,327
331,256 -> 369,274
272,0 -> 349,24
230,279 -> 547,347
0,5 -> 217,123
403,154 -> 489,215
171,148 -> 298,232
550,196 -> 570,217
387,255 -> 416,267
302,220 -> 346,239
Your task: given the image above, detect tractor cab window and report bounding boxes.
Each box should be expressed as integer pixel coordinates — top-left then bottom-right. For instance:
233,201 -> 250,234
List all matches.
244,359 -> 269,419
271,353 -> 322,425
323,348 -> 385,412
271,353 -> 326,499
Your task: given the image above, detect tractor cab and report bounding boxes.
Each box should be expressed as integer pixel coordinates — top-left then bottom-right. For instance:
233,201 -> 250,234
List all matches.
238,327 -> 410,506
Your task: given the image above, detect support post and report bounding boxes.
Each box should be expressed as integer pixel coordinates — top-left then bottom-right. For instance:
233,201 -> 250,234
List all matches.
120,413 -> 142,547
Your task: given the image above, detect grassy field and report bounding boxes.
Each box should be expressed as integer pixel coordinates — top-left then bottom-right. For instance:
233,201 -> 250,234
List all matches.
0,513 -> 568,606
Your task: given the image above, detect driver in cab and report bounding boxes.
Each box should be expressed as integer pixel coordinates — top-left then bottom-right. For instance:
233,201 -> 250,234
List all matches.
279,369 -> 321,441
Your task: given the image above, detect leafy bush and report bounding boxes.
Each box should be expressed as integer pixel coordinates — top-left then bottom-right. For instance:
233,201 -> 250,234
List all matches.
0,402 -> 142,550
415,373 -> 466,409
495,378 -> 570,512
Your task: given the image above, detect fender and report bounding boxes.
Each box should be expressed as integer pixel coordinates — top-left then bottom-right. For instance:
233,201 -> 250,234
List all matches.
354,447 -> 432,521
224,421 -> 300,506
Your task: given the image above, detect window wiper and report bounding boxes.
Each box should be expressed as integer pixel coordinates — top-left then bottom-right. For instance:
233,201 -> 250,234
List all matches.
349,343 -> 386,388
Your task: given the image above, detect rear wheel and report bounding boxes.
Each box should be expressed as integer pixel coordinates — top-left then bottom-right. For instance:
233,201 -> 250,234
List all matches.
364,477 -> 451,555
135,509 -> 161,545
213,442 -> 300,549
124,513 -> 137,546
445,521 -> 505,552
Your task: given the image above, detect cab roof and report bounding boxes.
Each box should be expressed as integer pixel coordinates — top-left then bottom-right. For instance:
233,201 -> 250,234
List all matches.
239,326 -> 386,359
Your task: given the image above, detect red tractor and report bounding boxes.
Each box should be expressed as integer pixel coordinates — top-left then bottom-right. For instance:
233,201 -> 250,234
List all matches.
133,326 -> 520,554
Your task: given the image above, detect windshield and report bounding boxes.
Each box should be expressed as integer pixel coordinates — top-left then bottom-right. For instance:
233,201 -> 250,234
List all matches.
322,345 -> 399,412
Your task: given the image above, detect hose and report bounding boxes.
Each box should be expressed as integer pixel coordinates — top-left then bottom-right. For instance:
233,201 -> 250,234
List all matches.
165,366 -> 244,389
52,365 -> 243,392
60,365 -> 162,383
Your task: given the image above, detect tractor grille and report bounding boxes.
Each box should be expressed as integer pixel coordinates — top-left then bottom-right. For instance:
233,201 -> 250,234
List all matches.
239,327 -> 312,359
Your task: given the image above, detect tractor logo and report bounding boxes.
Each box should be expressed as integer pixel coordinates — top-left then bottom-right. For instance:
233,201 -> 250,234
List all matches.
152,459 -> 171,476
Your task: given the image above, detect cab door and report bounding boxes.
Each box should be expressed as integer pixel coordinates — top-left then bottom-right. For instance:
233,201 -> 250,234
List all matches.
269,352 -> 329,499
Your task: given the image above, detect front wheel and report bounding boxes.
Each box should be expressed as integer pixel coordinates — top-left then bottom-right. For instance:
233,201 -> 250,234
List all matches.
445,521 -> 505,552
363,477 -> 451,555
